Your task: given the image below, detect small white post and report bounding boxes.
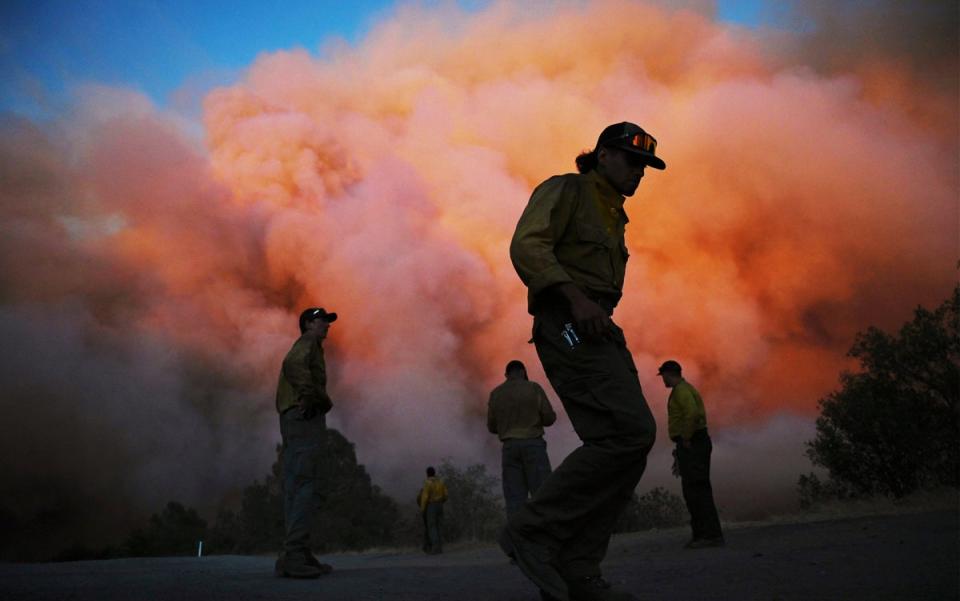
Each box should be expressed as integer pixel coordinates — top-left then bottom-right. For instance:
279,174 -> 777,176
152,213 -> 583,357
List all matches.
197,540 -> 203,557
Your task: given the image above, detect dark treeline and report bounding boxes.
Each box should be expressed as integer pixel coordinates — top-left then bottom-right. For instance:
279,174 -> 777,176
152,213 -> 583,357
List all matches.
52,427 -> 688,561
130,429 -> 401,558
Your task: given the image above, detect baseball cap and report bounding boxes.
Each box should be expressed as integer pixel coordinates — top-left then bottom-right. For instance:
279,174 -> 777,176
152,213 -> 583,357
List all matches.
597,122 -> 666,170
657,360 -> 682,375
299,307 -> 338,331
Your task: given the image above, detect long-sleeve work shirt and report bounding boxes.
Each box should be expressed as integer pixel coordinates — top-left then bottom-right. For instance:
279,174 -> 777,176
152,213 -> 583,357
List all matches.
418,477 -> 448,512
487,379 -> 557,441
667,379 -> 708,441
275,333 -> 333,415
510,169 -> 630,314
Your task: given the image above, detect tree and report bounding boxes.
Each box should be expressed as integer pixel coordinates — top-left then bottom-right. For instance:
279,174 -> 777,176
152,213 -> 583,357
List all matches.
437,459 -> 504,542
209,430 -> 401,554
306,429 -> 401,552
206,444 -> 285,554
805,286 -> 959,498
205,507 -> 243,554
124,501 -> 207,557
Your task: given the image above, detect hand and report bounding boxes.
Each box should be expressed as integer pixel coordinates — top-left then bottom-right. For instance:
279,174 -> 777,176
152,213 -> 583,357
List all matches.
556,283 -> 611,337
299,403 -> 317,420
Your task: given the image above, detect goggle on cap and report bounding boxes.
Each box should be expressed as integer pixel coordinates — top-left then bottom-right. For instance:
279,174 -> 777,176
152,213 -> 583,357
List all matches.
596,122 -> 666,170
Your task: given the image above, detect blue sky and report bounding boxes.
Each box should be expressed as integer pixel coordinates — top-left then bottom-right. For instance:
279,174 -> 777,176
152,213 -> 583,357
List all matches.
0,0 -> 771,119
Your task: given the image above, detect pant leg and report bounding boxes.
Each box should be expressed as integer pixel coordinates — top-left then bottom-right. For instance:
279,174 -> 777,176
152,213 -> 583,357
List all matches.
422,511 -> 430,552
502,441 -> 529,517
426,503 -> 444,551
519,438 -> 553,496
279,411 -> 326,554
557,451 -> 646,577
693,436 -> 721,539
678,435 -> 722,540
510,306 -> 656,571
678,448 -> 701,539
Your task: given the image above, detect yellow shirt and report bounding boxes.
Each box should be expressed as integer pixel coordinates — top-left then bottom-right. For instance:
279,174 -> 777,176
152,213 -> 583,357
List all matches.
510,170 -> 630,314
667,379 -> 708,441
487,379 -> 557,441
418,477 -> 448,512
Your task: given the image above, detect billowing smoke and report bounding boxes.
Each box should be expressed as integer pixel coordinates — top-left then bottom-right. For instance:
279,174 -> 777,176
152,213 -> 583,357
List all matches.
0,0 -> 956,558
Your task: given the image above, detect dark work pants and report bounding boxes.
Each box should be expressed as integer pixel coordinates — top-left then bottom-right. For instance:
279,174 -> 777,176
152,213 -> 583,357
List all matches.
424,502 -> 444,552
502,437 -> 553,517
279,409 -> 326,555
511,304 -> 657,578
677,431 -> 722,540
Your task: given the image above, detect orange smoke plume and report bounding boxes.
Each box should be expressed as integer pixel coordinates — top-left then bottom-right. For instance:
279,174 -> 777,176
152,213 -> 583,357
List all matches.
201,0 -> 956,426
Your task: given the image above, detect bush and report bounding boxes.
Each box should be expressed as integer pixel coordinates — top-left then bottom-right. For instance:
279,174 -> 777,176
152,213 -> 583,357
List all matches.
436,459 -> 504,543
806,286 -> 959,498
616,487 -> 687,532
796,472 -> 857,509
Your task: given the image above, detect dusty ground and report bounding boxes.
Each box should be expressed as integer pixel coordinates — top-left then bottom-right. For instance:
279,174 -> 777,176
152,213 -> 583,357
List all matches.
1,509 -> 956,601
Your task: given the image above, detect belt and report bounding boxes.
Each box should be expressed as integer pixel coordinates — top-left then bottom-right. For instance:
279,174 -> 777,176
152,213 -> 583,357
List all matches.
586,294 -> 617,316
501,435 -> 545,443
535,289 -> 618,317
673,428 -> 709,444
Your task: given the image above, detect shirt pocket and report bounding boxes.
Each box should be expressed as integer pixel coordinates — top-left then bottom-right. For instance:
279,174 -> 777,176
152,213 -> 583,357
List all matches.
576,221 -> 613,246
574,222 -> 615,282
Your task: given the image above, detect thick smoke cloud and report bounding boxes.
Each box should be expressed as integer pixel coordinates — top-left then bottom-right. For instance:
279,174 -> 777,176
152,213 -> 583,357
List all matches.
0,1 -> 956,558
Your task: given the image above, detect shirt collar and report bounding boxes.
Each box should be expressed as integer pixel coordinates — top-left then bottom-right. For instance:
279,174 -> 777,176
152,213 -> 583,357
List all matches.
587,169 -> 629,220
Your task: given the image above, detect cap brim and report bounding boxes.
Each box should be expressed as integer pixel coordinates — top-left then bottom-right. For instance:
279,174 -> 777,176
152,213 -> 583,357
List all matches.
325,312 -> 338,322
621,147 -> 666,170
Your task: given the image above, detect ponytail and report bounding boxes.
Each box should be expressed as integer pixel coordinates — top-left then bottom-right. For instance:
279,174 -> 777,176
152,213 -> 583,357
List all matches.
575,149 -> 598,173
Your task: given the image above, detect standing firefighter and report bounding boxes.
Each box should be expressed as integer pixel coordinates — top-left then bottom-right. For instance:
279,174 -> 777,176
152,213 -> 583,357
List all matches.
487,359 -> 557,517
274,307 -> 337,579
418,466 -> 448,554
504,122 -> 665,601
658,360 -> 724,548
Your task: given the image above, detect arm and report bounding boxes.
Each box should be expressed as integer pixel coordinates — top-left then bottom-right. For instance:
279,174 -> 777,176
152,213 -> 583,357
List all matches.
311,345 -> 334,415
510,177 -> 577,298
281,338 -> 321,412
537,385 -> 557,427
314,383 -> 333,416
668,388 -> 696,446
510,177 -> 610,335
418,486 -> 427,512
486,393 -> 498,435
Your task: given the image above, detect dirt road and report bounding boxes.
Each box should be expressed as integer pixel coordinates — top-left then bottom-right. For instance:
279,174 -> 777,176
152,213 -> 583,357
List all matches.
2,510 -> 956,601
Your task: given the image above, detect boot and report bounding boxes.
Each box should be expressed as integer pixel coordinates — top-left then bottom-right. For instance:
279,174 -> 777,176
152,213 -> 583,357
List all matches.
564,575 -> 636,601
274,552 -> 324,578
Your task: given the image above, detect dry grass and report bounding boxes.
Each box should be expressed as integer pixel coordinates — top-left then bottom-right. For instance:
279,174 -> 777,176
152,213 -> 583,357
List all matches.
727,487 -> 958,530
